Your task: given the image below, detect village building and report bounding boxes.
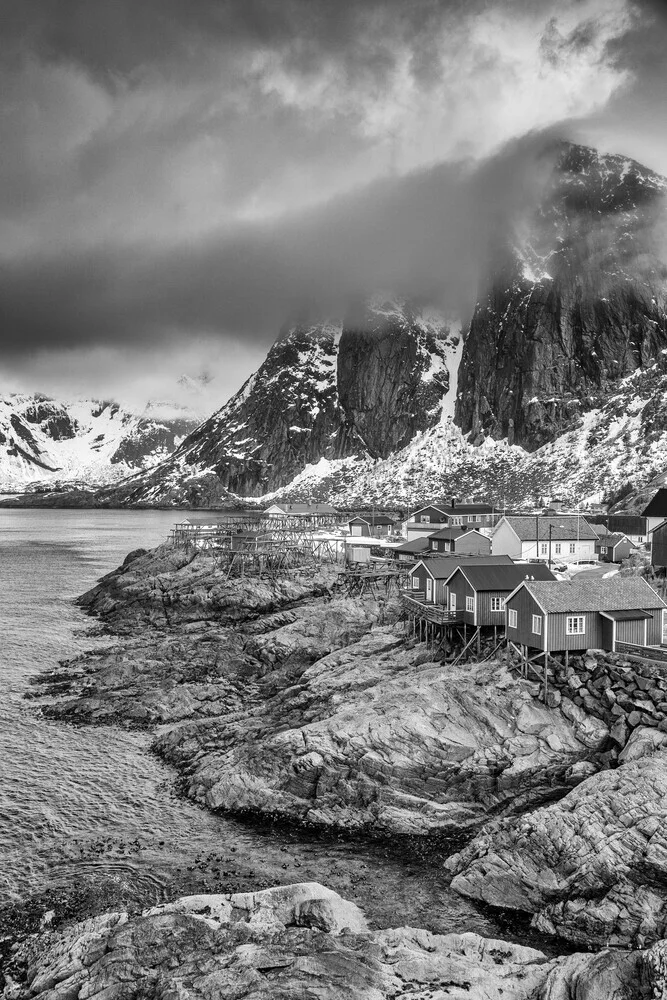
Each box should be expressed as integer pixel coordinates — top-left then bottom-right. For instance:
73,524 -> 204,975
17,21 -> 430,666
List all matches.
491,515 -> 598,564
347,514 -> 396,538
404,501 -> 497,540
408,555 -> 513,605
428,526 -> 491,556
641,490 -> 667,539
595,532 -> 635,563
589,514 -> 648,545
504,577 -> 667,654
443,562 -> 556,627
391,536 -> 434,562
651,520 -> 667,570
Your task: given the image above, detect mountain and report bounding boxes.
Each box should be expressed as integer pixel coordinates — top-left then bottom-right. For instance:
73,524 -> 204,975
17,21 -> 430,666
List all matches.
0,394 -> 198,491
456,142 -> 667,450
103,297 -> 462,505
5,140 -> 667,510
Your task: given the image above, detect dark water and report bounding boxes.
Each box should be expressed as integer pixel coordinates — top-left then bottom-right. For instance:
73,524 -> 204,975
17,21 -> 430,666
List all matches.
0,509 -> 535,942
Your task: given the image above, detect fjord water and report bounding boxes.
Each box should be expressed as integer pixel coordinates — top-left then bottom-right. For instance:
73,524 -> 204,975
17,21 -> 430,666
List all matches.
0,508 -> 520,940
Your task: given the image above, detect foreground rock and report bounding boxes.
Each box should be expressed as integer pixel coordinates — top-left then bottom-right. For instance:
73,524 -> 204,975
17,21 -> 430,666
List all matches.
448,727 -> 667,949
3,882 -> 661,1000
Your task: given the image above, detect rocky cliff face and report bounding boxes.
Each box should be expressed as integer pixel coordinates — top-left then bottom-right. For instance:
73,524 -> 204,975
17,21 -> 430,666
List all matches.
0,394 -> 198,490
456,142 -> 667,450
110,297 -> 460,504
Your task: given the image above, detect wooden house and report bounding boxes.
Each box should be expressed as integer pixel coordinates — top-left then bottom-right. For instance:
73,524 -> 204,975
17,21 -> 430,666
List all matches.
443,563 -> 555,626
391,536 -> 434,562
596,532 -> 635,563
408,555 -> 513,605
651,520 -> 667,570
404,501 -> 496,539
347,514 -> 395,538
504,577 -> 667,653
428,526 -> 491,556
641,491 -> 667,539
491,515 -> 598,563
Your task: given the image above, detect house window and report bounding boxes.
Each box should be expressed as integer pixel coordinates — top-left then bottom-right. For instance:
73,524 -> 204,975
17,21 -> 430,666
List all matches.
412,576 -> 419,590
508,609 -> 517,627
569,543 -> 576,554
466,596 -> 474,613
452,516 -> 462,525
490,597 -> 505,612
540,543 -> 547,555
421,515 -> 430,523
555,543 -> 562,555
532,615 -> 542,635
566,616 -> 586,635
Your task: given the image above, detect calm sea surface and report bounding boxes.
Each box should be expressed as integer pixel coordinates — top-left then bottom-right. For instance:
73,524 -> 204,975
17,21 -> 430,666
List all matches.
0,508 -> 534,943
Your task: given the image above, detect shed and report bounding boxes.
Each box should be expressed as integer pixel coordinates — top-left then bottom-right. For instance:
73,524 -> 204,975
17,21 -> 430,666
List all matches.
391,536 -> 434,561
347,514 -> 395,537
651,520 -> 667,570
596,532 -> 635,563
505,577 -> 667,653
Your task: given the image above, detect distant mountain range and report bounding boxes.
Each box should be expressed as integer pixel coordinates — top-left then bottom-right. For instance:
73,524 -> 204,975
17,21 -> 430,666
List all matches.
4,141 -> 667,510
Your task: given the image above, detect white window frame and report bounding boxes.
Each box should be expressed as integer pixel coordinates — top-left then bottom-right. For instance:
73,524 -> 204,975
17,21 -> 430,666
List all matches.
490,597 -> 505,612
466,596 -> 474,613
508,609 -> 517,628
532,615 -> 542,635
422,515 -> 430,523
452,516 -> 462,525
412,575 -> 419,590
566,615 -> 586,635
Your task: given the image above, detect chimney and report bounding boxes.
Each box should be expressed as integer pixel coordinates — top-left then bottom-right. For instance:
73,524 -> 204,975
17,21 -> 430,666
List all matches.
451,497 -> 456,509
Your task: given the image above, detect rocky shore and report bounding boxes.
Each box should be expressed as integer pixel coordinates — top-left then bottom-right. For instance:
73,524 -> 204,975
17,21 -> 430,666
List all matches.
17,541 -> 667,994
4,881 -> 664,1000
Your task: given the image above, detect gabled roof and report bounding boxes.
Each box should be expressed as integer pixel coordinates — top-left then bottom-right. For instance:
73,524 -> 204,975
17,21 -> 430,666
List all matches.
603,533 -> 633,549
499,515 -> 598,541
511,577 -> 666,613
642,490 -> 667,517
429,526 -> 467,540
432,500 -> 495,514
394,536 -> 433,553
450,562 -> 555,591
348,514 -> 395,526
411,554 -> 513,579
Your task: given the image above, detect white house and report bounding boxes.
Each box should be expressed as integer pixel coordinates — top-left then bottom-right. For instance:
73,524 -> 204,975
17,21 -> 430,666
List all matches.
491,515 -> 598,563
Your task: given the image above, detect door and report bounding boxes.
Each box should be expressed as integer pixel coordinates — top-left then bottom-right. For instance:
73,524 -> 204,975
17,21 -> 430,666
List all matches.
662,609 -> 667,646
426,577 -> 433,602
450,592 -> 456,612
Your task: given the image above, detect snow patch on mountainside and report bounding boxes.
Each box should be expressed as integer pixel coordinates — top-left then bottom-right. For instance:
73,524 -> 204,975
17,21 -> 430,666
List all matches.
0,394 -> 198,490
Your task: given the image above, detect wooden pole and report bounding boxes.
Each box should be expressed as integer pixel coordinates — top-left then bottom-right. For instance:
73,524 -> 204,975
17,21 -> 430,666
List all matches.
543,652 -> 548,704
476,628 -> 481,656
565,649 -> 569,669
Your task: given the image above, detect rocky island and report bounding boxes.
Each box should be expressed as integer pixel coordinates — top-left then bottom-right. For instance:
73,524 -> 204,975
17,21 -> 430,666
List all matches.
7,539 -> 667,997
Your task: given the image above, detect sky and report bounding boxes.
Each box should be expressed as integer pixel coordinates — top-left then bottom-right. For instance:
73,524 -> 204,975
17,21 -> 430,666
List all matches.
1,0 -> 666,412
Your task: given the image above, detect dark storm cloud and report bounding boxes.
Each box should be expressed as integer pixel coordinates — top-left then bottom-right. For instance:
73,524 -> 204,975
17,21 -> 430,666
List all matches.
0,131 -> 560,354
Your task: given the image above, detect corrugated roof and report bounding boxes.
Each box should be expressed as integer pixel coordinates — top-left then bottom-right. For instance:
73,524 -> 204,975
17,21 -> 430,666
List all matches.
394,536 -> 432,553
502,516 -> 598,541
520,577 -> 666,613
604,533 -> 631,548
348,514 -> 395,525
642,490 -> 667,517
454,563 -> 556,591
415,554 -> 513,579
600,609 -> 652,621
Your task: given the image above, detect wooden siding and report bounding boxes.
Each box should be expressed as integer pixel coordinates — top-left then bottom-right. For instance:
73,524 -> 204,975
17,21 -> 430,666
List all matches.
505,586 -> 544,648
616,618 -> 647,646
547,612 -> 600,651
447,573 -> 475,624
455,532 -> 491,556
492,521 -> 523,559
477,590 -> 509,627
652,523 -> 667,568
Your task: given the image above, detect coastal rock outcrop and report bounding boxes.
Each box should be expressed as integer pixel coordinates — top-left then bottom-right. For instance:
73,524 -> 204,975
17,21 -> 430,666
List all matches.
447,726 -> 667,949
3,882 -> 660,1000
